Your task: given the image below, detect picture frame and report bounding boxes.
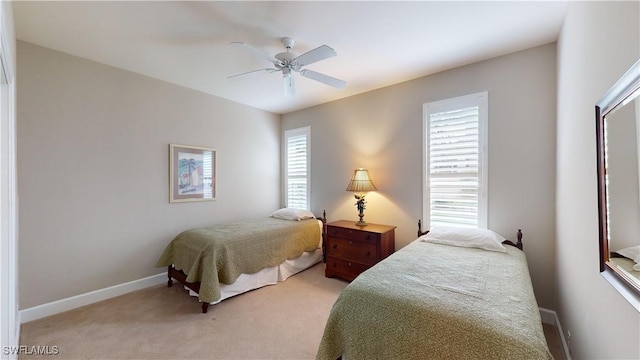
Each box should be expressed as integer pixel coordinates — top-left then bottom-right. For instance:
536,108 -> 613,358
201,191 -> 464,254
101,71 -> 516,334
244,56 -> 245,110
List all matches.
169,144 -> 217,203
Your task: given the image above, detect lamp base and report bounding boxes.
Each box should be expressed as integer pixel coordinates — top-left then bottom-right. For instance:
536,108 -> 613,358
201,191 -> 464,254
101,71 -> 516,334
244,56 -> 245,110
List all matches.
353,195 -> 368,226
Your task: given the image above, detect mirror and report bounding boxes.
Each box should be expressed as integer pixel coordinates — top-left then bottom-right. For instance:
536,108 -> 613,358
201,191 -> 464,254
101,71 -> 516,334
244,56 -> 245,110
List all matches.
596,59 -> 640,295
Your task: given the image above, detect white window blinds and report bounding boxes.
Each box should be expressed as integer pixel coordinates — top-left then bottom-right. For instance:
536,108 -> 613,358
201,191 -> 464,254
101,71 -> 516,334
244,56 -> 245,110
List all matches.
424,92 -> 488,229
285,127 -> 310,210
202,151 -> 214,199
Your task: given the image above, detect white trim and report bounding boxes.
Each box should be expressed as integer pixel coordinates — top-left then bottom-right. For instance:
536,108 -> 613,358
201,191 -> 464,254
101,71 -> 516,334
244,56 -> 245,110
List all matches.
601,270 -> 640,312
20,274 -> 165,323
539,307 -> 556,325
539,307 -> 572,360
422,103 -> 429,225
0,2 -> 18,358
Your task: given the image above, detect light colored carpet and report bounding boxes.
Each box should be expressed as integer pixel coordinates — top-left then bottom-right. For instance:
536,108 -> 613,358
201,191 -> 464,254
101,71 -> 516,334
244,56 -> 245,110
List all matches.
19,264 -> 347,360
20,263 -> 566,359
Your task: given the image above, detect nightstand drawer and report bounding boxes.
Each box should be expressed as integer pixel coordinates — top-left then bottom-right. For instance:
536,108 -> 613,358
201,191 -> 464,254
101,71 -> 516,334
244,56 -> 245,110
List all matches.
324,220 -> 396,282
326,237 -> 377,265
325,256 -> 370,282
326,226 -> 380,245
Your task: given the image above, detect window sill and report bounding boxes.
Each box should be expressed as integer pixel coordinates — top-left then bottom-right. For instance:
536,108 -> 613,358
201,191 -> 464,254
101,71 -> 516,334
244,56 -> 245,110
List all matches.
602,269 -> 640,312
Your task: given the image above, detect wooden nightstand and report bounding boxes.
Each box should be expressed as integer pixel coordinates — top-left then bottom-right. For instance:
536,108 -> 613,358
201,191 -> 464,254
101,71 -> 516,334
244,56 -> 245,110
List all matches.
324,220 -> 396,281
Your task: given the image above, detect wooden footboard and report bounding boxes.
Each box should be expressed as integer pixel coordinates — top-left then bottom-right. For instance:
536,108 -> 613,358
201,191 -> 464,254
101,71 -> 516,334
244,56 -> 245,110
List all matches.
167,265 -> 210,313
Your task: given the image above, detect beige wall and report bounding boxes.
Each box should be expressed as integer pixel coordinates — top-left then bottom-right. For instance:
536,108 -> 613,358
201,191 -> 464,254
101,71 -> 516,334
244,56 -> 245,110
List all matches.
17,42 -> 281,309
282,43 -> 557,309
556,1 -> 640,358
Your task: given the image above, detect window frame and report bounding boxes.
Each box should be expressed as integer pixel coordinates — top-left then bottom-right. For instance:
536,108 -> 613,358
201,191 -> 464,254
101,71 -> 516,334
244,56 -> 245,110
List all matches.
422,92 -> 488,229
284,126 -> 311,210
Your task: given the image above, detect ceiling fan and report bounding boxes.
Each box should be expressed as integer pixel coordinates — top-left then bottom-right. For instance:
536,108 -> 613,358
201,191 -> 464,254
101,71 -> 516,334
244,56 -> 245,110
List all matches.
229,37 -> 346,96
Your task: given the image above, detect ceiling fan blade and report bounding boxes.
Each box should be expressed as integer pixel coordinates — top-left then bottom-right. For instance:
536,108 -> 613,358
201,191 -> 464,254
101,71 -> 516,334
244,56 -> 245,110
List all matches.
300,69 -> 346,89
228,68 -> 277,79
231,42 -> 282,66
283,74 -> 295,97
293,45 -> 337,67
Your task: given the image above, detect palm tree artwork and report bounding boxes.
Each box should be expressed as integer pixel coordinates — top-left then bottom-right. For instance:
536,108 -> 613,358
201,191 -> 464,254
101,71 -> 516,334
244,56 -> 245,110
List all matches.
178,153 -> 204,195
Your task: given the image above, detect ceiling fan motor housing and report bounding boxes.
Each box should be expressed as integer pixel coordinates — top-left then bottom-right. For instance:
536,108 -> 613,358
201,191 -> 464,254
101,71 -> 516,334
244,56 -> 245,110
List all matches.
275,50 -> 299,72
275,52 -> 296,63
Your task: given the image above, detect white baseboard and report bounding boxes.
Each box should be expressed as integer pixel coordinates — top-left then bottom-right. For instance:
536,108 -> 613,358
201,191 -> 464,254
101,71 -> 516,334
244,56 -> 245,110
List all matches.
539,307 -> 556,325
3,312 -> 21,360
539,307 -> 572,360
20,273 -> 165,323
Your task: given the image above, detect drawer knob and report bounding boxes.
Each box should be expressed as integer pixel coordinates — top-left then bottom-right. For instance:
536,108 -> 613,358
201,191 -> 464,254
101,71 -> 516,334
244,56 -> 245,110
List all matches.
365,251 -> 371,257
348,262 -> 352,267
365,235 -> 371,240
332,244 -> 337,249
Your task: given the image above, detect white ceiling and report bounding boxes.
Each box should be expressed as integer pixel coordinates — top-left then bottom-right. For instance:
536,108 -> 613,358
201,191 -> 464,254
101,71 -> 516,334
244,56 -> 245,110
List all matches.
14,1 -> 568,115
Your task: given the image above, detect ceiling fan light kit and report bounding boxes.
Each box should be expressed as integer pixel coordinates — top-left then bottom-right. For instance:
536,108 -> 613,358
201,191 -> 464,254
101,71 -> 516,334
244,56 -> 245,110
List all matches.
283,68 -> 295,97
229,37 -> 346,96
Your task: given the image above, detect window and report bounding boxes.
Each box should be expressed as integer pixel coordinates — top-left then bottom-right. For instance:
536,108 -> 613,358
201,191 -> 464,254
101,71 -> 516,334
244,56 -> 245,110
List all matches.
423,92 -> 488,229
284,126 -> 310,210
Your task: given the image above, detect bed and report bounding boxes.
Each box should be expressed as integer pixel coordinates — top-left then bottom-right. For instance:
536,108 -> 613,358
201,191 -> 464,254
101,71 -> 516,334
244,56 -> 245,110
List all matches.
316,225 -> 553,360
156,208 -> 325,313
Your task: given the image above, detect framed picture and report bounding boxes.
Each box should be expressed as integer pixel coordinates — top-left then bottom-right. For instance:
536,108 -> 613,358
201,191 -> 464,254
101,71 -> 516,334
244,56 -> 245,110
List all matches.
169,144 -> 217,203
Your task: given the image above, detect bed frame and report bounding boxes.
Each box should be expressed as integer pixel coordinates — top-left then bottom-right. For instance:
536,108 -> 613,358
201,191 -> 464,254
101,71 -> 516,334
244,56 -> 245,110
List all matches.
167,211 -> 327,313
417,220 -> 523,250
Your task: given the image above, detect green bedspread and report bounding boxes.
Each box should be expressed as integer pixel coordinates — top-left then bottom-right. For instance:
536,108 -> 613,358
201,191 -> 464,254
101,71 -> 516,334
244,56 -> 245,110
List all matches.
156,217 -> 321,304
316,240 -> 553,360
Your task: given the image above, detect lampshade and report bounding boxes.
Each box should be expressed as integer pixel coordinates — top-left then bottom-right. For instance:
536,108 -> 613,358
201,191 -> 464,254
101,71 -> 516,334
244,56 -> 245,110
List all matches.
346,168 -> 377,193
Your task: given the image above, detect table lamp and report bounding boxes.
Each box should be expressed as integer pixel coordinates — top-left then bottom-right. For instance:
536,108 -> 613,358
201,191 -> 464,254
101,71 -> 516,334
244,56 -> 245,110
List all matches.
346,168 -> 377,226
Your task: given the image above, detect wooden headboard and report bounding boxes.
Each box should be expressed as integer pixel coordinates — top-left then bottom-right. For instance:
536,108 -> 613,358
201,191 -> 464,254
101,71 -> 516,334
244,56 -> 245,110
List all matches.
417,220 -> 523,250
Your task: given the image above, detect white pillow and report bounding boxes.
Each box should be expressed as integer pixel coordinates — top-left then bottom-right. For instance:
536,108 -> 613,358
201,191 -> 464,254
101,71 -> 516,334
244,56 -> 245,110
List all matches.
615,246 -> 640,264
420,226 -> 507,252
271,208 -> 316,221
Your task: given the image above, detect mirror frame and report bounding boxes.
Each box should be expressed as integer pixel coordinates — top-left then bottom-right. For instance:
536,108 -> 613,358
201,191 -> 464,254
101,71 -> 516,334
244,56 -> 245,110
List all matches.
595,59 -> 640,296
